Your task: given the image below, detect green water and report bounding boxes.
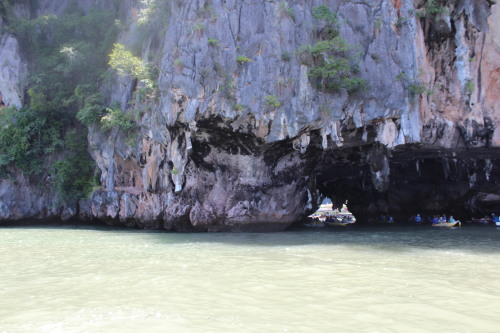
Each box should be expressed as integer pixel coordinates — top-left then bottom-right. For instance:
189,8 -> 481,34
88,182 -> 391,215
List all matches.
1,225 -> 499,332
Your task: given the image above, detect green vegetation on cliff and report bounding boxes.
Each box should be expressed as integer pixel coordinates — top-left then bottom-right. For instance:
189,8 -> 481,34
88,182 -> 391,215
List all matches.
108,43 -> 158,104
417,0 -> 448,18
297,5 -> 366,93
0,4 -> 119,202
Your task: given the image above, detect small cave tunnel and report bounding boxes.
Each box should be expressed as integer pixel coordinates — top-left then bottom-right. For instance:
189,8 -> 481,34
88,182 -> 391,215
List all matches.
310,143 -> 500,225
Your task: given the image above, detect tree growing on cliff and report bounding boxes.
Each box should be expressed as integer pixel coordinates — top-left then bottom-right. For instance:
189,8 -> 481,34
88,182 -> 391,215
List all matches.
109,43 -> 158,102
298,6 -> 366,93
308,37 -> 366,92
100,106 -> 136,133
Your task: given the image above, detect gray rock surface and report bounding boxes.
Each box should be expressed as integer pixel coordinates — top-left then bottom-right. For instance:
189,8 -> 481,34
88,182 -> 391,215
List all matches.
0,30 -> 26,109
0,169 -> 74,222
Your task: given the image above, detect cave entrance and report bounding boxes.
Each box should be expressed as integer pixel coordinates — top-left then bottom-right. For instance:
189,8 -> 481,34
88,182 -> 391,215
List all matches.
311,143 -> 500,224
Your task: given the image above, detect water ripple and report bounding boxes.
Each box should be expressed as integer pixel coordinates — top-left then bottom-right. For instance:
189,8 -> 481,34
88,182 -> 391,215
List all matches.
0,226 -> 499,332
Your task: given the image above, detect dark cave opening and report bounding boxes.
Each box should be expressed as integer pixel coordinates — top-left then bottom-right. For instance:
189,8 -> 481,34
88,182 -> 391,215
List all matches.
311,144 -> 500,224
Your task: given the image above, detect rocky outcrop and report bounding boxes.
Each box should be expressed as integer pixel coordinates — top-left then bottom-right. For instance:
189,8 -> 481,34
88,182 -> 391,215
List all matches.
0,168 -> 77,221
0,0 -> 499,230
0,20 -> 26,109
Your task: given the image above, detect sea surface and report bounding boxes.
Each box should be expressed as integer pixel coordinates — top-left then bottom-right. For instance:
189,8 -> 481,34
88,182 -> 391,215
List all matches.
1,224 -> 499,332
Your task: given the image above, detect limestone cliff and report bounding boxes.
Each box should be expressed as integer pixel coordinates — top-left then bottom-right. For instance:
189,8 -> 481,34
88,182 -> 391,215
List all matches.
0,0 -> 499,230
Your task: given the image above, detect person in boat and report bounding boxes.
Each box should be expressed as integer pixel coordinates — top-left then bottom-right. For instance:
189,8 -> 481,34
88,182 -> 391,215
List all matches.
415,214 -> 422,223
432,216 -> 439,224
493,214 -> 500,226
388,216 -> 394,223
448,216 -> 456,224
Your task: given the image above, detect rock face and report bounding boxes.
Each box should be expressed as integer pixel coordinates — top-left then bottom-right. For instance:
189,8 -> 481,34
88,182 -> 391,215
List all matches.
0,0 -> 499,230
0,20 -> 26,109
0,168 -> 77,222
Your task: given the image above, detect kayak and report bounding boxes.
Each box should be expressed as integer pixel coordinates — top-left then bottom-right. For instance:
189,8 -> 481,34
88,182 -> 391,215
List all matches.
432,221 -> 461,227
470,218 -> 492,224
